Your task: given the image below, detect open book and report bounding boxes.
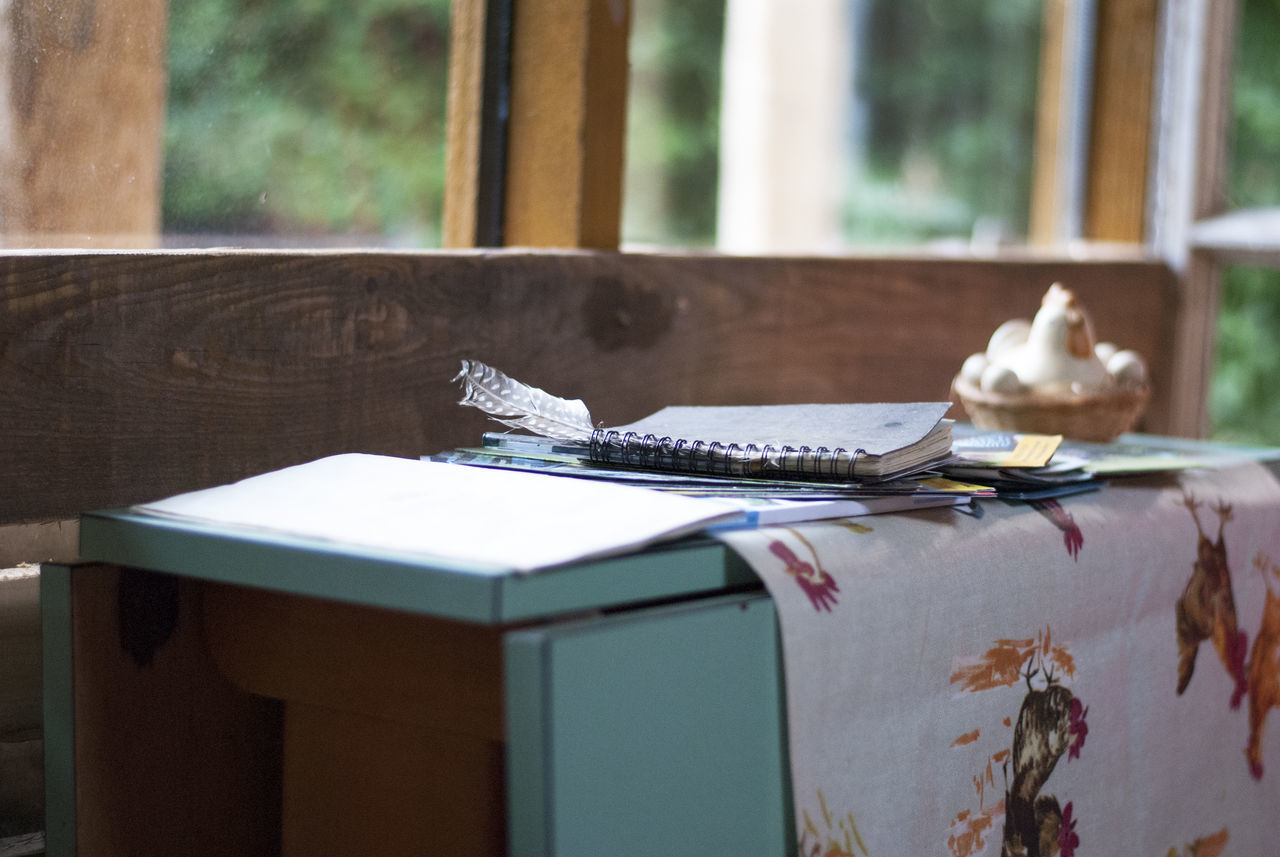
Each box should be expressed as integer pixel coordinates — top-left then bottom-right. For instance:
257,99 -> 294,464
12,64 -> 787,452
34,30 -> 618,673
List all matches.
130,454 -> 742,573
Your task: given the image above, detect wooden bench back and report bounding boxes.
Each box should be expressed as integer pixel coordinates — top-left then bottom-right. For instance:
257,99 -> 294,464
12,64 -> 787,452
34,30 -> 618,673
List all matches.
1,250 -> 1178,526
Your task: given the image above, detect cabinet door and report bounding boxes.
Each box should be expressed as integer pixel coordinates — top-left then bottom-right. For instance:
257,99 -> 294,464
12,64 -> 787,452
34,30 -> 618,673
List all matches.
505,592 -> 793,857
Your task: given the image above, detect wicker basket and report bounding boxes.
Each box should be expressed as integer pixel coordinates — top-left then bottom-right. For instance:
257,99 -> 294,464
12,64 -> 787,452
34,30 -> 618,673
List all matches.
951,374 -> 1149,442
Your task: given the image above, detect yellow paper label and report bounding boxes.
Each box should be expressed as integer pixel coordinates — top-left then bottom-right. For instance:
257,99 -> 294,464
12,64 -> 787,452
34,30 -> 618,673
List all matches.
1001,434 -> 1062,468
919,477 -> 995,494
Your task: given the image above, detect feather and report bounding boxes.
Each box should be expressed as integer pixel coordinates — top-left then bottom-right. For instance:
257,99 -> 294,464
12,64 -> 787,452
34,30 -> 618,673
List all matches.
453,359 -> 595,440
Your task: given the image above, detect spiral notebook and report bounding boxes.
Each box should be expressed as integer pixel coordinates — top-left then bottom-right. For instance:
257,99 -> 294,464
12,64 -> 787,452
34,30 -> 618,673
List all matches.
587,402 -> 954,481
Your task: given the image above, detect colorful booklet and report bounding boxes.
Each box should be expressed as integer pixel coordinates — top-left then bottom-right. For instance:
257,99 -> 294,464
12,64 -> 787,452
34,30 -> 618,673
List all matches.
702,493 -> 970,528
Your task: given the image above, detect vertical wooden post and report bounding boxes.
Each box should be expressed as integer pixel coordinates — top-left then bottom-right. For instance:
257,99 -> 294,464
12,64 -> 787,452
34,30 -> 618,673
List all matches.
1030,0 -> 1159,245
1159,0 -> 1240,437
0,0 -> 168,247
1084,0 -> 1160,243
1168,252 -> 1223,437
443,0 -> 489,248
445,0 -> 631,250
505,0 -> 630,249
1029,0 -> 1083,245
443,0 -> 512,248
716,0 -> 850,252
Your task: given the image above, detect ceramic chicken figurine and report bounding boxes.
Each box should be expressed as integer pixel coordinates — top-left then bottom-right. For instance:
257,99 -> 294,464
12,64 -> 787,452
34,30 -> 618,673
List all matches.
959,283 -> 1148,397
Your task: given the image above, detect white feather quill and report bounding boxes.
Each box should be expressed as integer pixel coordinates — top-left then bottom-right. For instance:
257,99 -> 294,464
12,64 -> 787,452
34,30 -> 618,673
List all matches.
453,360 -> 595,440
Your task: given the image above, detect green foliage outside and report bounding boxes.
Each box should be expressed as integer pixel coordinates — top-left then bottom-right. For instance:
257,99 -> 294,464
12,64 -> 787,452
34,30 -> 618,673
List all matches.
164,0 -> 1037,248
162,0 -> 1280,444
624,0 -> 1043,247
622,0 -> 723,246
1211,0 -> 1280,444
164,0 -> 451,245
1212,267 -> 1280,444
849,0 -> 1042,243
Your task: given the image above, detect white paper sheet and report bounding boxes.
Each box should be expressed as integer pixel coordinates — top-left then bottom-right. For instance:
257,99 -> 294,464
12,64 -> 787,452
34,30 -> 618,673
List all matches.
134,454 -> 739,574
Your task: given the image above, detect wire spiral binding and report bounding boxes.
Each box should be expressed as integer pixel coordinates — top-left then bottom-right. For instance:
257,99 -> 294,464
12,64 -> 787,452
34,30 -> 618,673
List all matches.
588,429 -> 866,480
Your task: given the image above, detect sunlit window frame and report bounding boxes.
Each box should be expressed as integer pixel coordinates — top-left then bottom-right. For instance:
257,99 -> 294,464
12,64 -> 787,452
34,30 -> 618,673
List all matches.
0,0 -> 1230,546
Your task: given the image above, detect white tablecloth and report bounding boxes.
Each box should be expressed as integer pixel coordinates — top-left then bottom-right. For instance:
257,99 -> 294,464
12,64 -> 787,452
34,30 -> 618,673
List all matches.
717,461 -> 1280,857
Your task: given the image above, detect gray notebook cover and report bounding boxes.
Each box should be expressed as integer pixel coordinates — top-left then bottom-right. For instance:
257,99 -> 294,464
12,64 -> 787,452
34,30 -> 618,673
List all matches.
606,402 -> 952,456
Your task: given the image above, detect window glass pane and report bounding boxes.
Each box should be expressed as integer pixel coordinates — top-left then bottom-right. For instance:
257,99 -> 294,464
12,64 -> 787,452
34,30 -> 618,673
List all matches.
163,0 -> 451,247
1210,266 -> 1280,445
0,0 -> 169,248
623,0 -> 1043,252
846,0 -> 1042,246
623,0 -> 724,248
1227,0 -> 1280,209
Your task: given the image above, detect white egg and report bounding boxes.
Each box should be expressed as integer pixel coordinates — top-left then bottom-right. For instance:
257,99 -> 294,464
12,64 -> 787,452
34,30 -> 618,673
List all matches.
1107,349 -> 1148,388
981,363 -> 1026,395
960,352 -> 989,383
986,318 -> 1031,360
1094,341 -> 1118,363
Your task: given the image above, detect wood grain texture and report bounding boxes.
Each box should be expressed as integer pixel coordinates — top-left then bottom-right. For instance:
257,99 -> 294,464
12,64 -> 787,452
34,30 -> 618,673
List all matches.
0,0 -> 167,244
1029,0 -> 1068,245
1085,0 -> 1160,242
0,250 -> 1179,524
69,566 -> 280,857
443,0 -> 488,248
283,704 -> 505,857
1193,0 -> 1238,221
0,567 -> 40,740
0,521 -> 77,566
504,0 -> 630,248
202,582 -> 505,856
203,582 -> 504,739
1167,252 -> 1220,437
0,568 -> 41,837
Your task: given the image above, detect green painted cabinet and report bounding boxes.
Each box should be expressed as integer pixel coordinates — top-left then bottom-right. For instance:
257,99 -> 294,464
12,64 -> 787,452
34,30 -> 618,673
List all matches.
506,593 -> 792,857
44,511 -> 793,857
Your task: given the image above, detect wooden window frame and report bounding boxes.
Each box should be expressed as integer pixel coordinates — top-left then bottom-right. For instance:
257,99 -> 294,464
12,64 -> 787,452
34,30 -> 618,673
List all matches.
0,0 -> 1209,546
1149,0 -> 1280,439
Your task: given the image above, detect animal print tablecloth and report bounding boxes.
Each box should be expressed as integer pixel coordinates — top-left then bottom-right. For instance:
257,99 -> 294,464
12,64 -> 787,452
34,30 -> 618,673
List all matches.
715,460 -> 1280,857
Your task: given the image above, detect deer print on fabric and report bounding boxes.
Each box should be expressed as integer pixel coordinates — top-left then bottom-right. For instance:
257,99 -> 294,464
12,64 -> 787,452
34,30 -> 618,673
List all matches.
948,629 -> 1087,857
1246,552 -> 1280,779
1176,493 -> 1249,710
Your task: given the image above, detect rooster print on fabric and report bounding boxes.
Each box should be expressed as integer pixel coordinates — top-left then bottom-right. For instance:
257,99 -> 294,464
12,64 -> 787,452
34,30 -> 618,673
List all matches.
1245,552 -> 1280,779
1174,495 -> 1280,780
1165,828 -> 1229,857
1027,499 -> 1084,561
948,629 -> 1087,857
1175,493 -> 1249,709
797,789 -> 869,857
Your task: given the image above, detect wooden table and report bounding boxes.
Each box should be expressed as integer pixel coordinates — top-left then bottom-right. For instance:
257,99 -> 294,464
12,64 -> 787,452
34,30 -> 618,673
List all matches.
43,510 -> 793,857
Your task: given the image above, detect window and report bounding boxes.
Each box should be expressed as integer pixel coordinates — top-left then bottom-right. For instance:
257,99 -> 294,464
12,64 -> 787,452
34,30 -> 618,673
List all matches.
1161,0 -> 1280,443
163,0 -> 451,247
623,0 -> 1045,252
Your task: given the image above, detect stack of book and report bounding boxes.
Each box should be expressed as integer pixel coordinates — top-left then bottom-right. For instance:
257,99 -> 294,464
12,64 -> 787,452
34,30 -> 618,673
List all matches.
437,398 -> 984,527
443,360 -> 1257,529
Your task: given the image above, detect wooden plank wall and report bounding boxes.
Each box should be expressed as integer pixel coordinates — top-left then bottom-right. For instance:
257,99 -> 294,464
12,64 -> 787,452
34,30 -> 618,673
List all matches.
0,567 -> 41,839
57,567 -> 282,857
0,250 -> 1178,526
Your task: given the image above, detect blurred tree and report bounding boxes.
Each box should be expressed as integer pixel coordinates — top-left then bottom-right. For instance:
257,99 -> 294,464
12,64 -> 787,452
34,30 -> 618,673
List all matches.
163,0 -> 451,245
1212,267 -> 1280,443
626,0 -> 1042,249
1211,0 -> 1280,443
851,0 -> 1042,243
623,0 -> 723,247
1225,0 -> 1280,210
